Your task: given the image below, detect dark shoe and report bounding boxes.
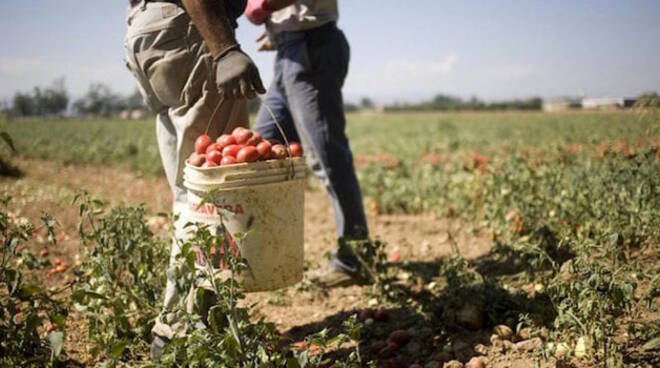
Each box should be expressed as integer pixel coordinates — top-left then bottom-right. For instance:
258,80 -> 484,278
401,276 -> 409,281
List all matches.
150,335 -> 169,361
309,257 -> 361,288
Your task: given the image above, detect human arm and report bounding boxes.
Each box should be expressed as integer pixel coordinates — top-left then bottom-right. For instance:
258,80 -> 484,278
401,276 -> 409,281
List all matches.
181,0 -> 265,99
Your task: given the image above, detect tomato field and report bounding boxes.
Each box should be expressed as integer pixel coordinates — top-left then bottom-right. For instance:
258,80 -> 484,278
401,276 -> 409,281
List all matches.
1,110 -> 659,367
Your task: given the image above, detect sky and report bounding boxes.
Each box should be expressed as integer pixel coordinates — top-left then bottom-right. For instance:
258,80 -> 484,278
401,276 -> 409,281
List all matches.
0,0 -> 659,104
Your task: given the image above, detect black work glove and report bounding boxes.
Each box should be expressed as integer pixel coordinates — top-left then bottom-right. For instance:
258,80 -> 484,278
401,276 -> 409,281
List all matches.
214,44 -> 266,99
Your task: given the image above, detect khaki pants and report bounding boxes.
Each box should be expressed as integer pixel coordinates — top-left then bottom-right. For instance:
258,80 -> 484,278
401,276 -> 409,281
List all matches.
124,1 -> 248,339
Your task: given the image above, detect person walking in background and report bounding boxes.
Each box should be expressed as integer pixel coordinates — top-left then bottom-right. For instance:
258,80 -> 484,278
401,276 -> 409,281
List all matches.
124,0 -> 265,359
244,0 -> 369,286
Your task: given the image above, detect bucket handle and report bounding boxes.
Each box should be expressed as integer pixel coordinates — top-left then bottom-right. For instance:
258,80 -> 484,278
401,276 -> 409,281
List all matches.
256,94 -> 296,180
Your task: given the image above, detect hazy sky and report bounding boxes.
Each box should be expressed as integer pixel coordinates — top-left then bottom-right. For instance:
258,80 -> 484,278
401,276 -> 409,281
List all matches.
0,0 -> 658,104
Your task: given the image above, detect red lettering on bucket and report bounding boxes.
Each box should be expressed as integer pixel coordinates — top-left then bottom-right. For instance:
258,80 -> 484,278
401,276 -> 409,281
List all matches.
189,202 -> 217,215
189,202 -> 246,215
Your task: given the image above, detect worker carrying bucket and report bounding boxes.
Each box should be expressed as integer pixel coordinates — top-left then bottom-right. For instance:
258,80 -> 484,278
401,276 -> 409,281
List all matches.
124,0 -> 368,361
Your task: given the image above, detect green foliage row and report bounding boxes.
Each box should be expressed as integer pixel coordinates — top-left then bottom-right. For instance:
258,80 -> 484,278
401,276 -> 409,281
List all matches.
72,193 -> 170,364
6,111 -> 656,181
7,117 -> 162,175
0,197 -> 67,367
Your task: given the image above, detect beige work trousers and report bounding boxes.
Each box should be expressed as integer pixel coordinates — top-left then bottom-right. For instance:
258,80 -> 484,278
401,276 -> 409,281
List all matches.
124,1 -> 248,339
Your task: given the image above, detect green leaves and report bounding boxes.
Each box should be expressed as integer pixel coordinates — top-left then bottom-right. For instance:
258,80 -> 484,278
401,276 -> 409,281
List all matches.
1,198 -> 68,366
0,131 -> 16,152
73,192 -> 169,363
110,340 -> 129,360
642,336 -> 660,351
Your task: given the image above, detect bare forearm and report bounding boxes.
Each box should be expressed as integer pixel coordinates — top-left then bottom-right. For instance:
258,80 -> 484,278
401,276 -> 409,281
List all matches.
181,0 -> 237,56
266,0 -> 296,11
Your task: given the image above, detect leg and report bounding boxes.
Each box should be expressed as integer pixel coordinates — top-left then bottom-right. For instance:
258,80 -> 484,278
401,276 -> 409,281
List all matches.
151,112 -> 185,340
281,29 -> 368,243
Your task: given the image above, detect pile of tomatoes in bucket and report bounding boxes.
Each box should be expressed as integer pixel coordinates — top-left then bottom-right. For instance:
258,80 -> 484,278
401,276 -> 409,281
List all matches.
188,127 -> 303,168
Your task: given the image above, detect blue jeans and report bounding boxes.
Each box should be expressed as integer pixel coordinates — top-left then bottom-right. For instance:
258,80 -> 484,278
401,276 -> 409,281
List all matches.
254,23 -> 368,266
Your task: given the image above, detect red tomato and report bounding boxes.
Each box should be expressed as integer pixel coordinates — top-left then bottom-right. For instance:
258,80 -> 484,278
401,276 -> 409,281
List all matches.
188,152 -> 206,167
221,156 -> 237,165
369,340 -> 387,355
222,144 -> 242,157
269,138 -> 282,145
202,160 -> 218,168
207,150 -> 223,165
194,135 -> 212,154
388,330 -> 412,345
374,308 -> 390,322
205,143 -> 221,155
256,141 -> 272,157
288,142 -> 303,157
237,146 -> 259,163
233,127 -> 253,144
263,151 -> 275,160
232,127 -> 247,135
359,309 -> 375,321
216,134 -> 236,148
271,144 -> 288,159
246,132 -> 262,146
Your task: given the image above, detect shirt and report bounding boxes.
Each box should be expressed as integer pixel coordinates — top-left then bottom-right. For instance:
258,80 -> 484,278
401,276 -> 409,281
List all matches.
266,0 -> 338,34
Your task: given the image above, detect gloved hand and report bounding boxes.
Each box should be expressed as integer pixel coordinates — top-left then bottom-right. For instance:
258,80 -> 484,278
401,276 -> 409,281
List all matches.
244,0 -> 274,25
214,45 -> 266,99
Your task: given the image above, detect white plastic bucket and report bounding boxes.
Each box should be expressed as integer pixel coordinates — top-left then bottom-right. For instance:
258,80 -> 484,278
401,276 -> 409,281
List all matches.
183,158 -> 306,292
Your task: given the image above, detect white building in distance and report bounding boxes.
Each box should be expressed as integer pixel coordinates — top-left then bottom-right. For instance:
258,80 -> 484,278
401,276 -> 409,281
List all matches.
582,97 -> 637,110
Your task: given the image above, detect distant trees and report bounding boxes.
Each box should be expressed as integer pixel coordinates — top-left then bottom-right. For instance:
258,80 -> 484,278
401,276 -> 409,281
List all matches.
9,80 -> 147,119
343,97 -> 374,112
12,78 -> 69,117
72,83 -> 123,117
360,97 -> 374,110
343,94 -> 543,113
385,93 -> 542,112
634,92 -> 660,109
72,84 -> 148,117
632,92 -> 660,120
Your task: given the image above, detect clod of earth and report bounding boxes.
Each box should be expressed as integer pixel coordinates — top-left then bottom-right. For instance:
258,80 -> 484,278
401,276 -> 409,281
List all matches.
442,360 -> 464,368
516,327 -> 532,340
456,304 -> 483,330
574,336 -> 588,358
493,324 -> 513,340
473,343 -> 488,355
514,337 -> 543,352
465,356 -> 486,368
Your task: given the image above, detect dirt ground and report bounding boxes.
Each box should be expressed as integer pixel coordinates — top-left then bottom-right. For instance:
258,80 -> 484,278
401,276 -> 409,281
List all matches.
2,158 -> 598,367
